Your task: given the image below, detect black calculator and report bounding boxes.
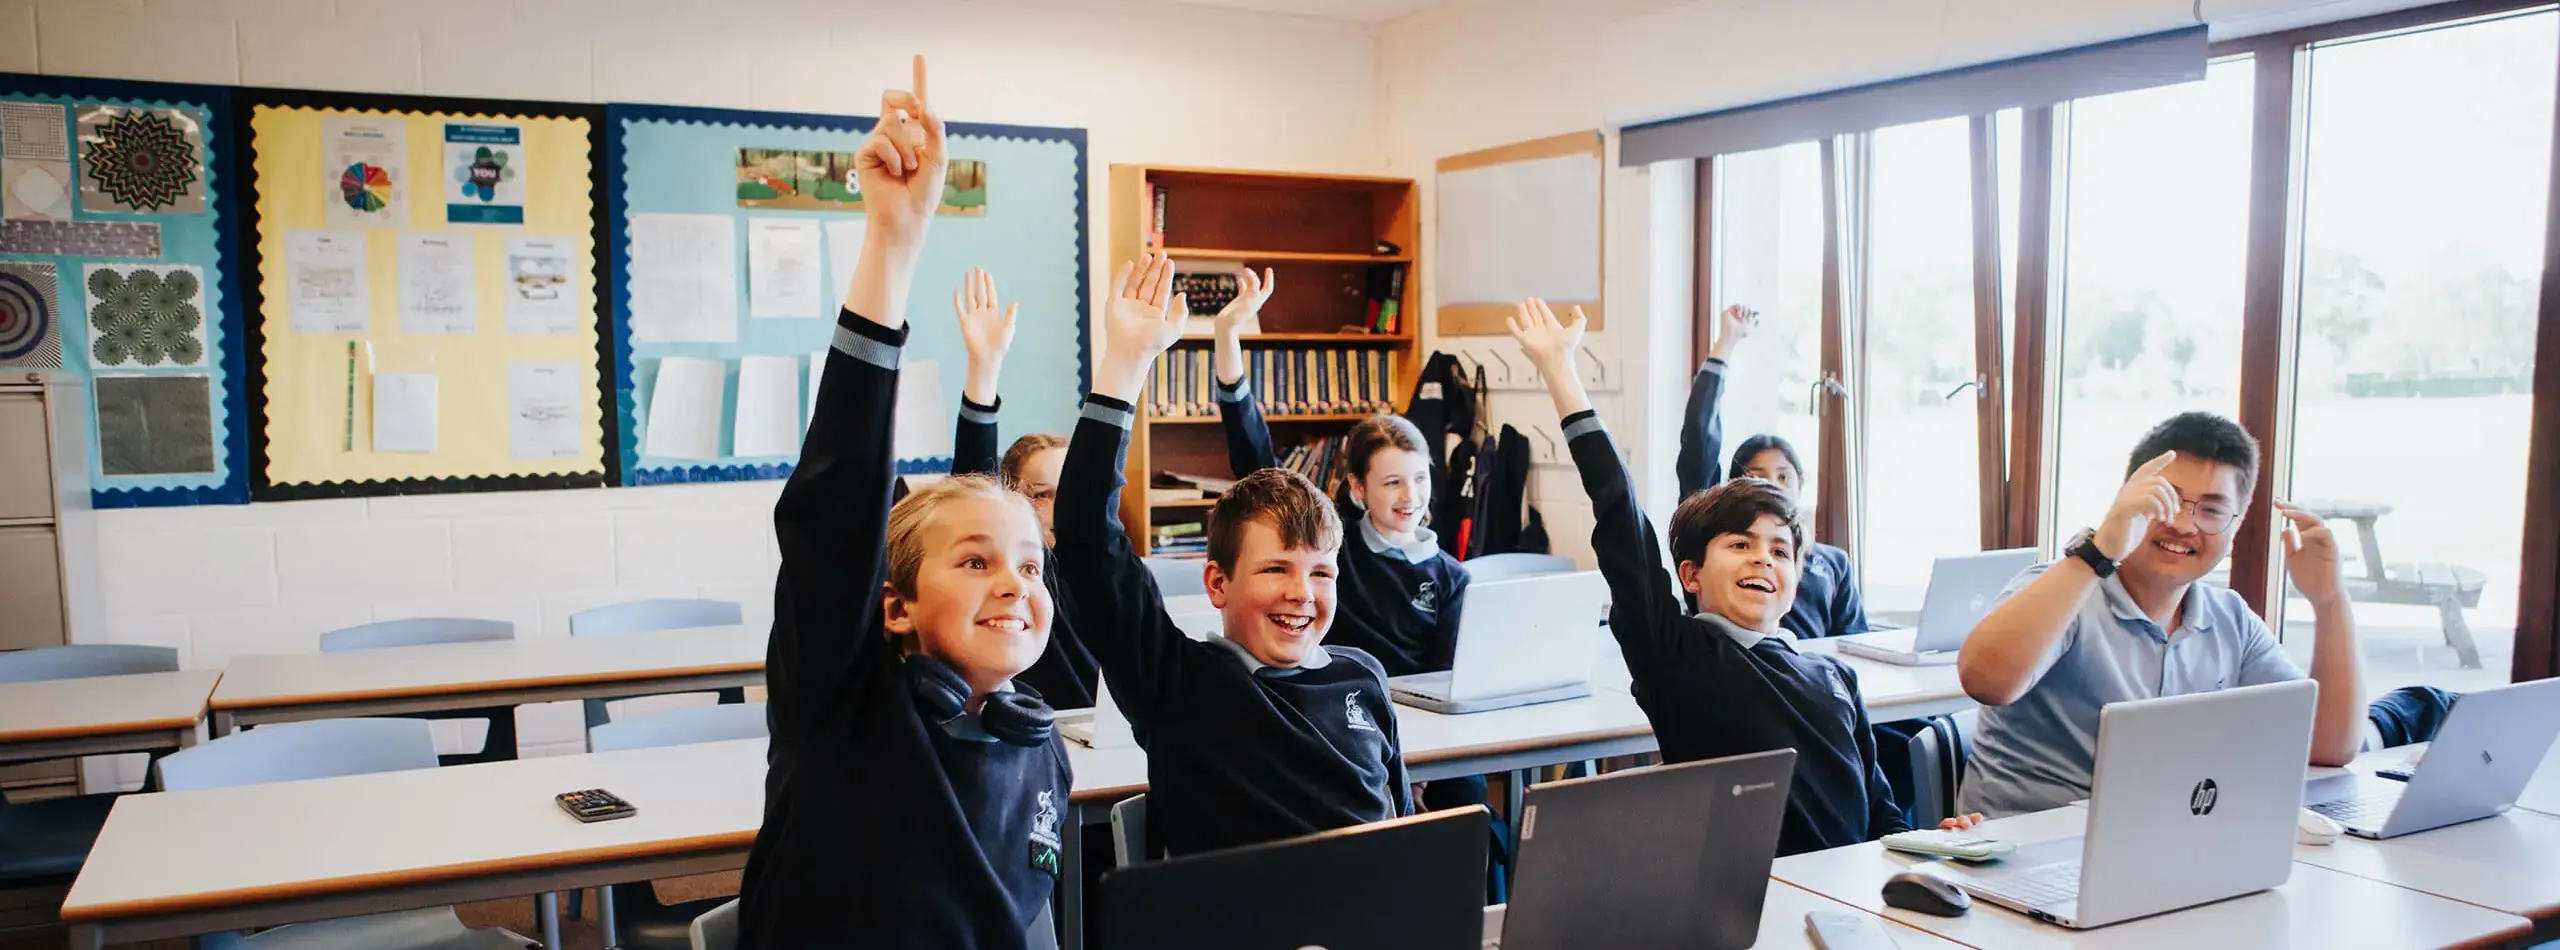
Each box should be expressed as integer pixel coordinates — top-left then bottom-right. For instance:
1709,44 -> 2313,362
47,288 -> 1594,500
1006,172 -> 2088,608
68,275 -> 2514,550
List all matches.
555,788 -> 637,823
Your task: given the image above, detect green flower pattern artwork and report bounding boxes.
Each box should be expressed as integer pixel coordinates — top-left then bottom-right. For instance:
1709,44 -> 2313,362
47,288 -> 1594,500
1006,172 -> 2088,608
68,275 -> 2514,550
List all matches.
85,265 -> 205,368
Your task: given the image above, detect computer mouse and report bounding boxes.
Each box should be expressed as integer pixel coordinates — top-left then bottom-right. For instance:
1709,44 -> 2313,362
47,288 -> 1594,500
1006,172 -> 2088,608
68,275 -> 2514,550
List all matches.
2297,808 -> 2342,846
1882,870 -> 1972,917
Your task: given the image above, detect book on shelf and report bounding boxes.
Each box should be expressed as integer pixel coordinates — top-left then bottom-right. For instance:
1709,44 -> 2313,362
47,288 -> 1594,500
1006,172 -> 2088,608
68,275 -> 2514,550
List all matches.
1142,344 -> 1397,419
1158,471 -> 1238,494
1154,520 -> 1206,538
1148,184 -> 1167,250
1148,486 -> 1206,505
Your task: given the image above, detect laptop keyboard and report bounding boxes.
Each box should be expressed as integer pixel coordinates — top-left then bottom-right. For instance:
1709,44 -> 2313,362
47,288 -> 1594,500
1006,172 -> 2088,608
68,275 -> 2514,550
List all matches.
2309,790 -> 2403,826
1974,862 -> 2081,908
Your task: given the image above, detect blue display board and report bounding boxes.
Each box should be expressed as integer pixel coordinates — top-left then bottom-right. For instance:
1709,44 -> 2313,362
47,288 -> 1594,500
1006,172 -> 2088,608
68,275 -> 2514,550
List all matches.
605,103 -> 1087,485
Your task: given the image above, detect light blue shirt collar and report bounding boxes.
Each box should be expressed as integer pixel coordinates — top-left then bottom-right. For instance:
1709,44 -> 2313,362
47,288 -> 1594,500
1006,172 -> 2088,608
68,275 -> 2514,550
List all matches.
2097,573 -> 2219,642
1356,515 -> 1441,564
1210,632 -> 1332,674
1696,611 -> 1795,653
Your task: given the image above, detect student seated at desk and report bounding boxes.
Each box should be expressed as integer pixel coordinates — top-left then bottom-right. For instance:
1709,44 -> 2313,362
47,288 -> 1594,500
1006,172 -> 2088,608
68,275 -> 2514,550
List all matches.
933,266 -> 1101,708
1955,412 -> 2365,819
1677,304 -> 1867,640
737,58 -> 1071,950
1055,252 -> 1411,860
1505,298 -> 1976,857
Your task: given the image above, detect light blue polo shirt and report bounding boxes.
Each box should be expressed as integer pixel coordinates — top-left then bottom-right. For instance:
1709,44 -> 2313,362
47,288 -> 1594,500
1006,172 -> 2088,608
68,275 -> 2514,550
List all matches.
1957,560 -> 2303,818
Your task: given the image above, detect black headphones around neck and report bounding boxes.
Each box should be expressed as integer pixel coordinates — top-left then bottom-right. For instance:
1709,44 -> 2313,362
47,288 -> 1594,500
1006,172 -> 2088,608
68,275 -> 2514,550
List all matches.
903,654 -> 1056,747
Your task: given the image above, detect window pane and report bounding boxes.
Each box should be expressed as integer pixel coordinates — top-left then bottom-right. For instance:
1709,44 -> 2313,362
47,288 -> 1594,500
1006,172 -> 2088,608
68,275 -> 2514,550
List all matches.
2283,12 -> 2553,696
1712,142 -> 1827,515
2052,60 -> 2255,553
1862,117 -> 1984,614
1997,108 -> 2022,458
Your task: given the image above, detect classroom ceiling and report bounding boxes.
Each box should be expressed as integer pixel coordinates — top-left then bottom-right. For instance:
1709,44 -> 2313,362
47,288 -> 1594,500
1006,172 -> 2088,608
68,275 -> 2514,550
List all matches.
1155,0 -> 1448,23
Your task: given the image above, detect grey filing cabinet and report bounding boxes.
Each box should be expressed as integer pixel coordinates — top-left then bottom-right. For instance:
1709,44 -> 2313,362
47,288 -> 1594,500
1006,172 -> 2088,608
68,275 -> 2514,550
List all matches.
0,372 -> 101,795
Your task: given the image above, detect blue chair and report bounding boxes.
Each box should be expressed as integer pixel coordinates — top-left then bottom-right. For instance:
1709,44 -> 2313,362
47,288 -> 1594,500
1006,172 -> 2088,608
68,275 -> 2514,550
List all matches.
586,704 -> 769,950
1141,558 -> 1206,597
0,643 -> 177,684
157,719 -> 535,950
688,899 -> 738,950
320,619 -> 520,767
1109,793 -> 1148,868
0,645 -> 181,921
1461,552 -> 1574,581
568,600 -> 749,743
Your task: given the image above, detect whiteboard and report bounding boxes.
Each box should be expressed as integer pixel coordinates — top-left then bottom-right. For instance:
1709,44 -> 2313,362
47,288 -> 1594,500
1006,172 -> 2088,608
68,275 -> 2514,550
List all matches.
1434,151 -> 1602,307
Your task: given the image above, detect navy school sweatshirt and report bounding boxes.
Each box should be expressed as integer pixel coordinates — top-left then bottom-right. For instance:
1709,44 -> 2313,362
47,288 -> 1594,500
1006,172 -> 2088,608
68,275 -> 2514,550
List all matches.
737,310 -> 1073,950
1055,393 -> 1413,859
950,395 -> 1101,708
1677,358 -> 1868,640
1216,377 -> 1471,677
1568,409 -> 1906,856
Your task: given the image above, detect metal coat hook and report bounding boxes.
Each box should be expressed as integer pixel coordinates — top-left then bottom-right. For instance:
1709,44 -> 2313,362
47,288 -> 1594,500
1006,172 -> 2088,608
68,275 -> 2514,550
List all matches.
1805,376 -> 1848,415
1944,378 -> 1983,401
1527,426 -> 1559,463
1578,345 -> 1606,387
1486,350 -> 1520,386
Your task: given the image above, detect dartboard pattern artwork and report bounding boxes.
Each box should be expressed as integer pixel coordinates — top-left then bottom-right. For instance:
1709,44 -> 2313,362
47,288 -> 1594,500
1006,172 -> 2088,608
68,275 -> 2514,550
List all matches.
85,264 -> 206,368
0,262 -> 63,369
340,161 -> 393,213
82,107 -> 201,213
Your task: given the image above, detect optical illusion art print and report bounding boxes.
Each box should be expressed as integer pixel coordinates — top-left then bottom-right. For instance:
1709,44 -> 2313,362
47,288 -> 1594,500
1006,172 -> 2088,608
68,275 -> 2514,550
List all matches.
84,263 -> 206,368
78,105 -> 205,215
0,262 -> 62,369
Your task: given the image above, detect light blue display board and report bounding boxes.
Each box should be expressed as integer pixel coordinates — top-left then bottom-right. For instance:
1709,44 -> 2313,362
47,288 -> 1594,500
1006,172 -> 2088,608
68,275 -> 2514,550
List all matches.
606,104 -> 1087,484
0,73 -> 246,507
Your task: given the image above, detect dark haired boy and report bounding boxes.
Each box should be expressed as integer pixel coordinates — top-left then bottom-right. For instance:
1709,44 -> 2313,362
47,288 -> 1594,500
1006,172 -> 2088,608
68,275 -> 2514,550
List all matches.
1507,299 -> 1970,856
1052,252 -> 1411,859
1957,411 -> 2365,817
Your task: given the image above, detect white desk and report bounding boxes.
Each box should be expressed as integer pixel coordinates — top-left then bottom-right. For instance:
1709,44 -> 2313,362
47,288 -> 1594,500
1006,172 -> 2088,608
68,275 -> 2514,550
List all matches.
2519,739 -> 2560,819
0,669 -> 221,766
2293,746 -> 2560,929
1481,881 -> 1971,949
208,626 -> 766,735
1772,805 -> 2534,950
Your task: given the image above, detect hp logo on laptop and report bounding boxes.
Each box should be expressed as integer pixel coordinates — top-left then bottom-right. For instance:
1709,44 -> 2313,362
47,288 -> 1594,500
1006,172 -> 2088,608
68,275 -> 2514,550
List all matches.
2189,778 -> 2219,816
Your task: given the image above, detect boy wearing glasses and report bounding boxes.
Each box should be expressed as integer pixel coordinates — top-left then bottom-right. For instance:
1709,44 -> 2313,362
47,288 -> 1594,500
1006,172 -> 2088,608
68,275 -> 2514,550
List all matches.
1955,412 -> 2365,818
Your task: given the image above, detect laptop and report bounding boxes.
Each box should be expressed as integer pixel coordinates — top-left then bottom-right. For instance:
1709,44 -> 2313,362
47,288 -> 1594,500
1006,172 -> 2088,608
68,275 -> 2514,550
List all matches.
1490,750 -> 1795,950
1837,548 -> 2037,666
2306,676 -> 2560,839
1950,679 -> 2316,929
1094,807 -> 1490,950
1058,681 -> 1136,749
1390,572 -> 1604,714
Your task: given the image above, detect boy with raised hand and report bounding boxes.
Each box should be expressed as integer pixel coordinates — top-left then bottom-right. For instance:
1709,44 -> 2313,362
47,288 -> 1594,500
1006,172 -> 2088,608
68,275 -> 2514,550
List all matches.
739,58 -> 1071,950
1957,414 -> 2365,817
1508,298 -> 1975,856
1055,251 -> 1412,860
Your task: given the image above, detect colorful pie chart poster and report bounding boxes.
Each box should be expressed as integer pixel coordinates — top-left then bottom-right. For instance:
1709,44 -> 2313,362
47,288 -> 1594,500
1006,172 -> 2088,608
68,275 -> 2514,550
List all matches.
323,116 -> 404,228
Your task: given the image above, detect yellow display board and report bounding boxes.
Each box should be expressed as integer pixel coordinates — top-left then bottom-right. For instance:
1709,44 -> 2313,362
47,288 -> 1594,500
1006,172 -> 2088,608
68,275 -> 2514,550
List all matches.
247,96 -> 605,495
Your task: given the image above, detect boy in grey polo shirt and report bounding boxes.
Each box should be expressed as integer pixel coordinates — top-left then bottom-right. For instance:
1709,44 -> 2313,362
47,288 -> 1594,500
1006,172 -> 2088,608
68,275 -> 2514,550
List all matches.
1955,413 -> 2365,818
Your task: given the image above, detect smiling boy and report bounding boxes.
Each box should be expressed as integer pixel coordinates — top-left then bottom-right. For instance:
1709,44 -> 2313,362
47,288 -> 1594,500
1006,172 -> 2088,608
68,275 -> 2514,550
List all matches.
1051,252 -> 1411,859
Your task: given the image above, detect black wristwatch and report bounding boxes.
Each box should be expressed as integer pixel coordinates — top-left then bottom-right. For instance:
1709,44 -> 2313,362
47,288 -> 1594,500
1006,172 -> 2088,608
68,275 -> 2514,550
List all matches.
2065,529 -> 2117,579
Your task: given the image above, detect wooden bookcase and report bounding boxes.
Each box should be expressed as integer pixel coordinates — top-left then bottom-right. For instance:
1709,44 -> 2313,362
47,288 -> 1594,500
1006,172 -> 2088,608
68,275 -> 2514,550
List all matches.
1106,165 -> 1420,556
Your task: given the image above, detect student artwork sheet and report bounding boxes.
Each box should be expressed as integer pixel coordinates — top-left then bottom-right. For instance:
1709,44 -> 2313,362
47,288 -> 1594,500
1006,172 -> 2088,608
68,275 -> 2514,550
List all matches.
322,117 -> 405,228
642,355 -> 724,461
371,371 -> 437,453
1,102 -> 72,223
824,219 -> 863,307
396,232 -> 477,334
892,357 -> 951,460
506,360 -> 584,460
746,217 -> 824,319
285,229 -> 371,335
627,212 -> 738,343
443,122 -> 525,225
502,235 -> 578,335
731,354 -> 803,457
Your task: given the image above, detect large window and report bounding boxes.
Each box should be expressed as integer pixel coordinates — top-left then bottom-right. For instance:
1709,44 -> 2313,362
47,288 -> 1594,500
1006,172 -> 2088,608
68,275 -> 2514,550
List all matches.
2050,58 -> 2257,543
2280,11 -> 2556,695
1711,142 -> 1828,515
1861,117 -> 1986,612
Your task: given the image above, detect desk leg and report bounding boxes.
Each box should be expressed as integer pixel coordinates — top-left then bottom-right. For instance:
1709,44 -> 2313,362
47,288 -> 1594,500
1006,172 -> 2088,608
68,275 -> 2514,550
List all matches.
67,924 -> 102,950
538,891 -> 563,950
1062,813 -> 1085,950
2355,517 -> 2387,584
210,709 -> 238,738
